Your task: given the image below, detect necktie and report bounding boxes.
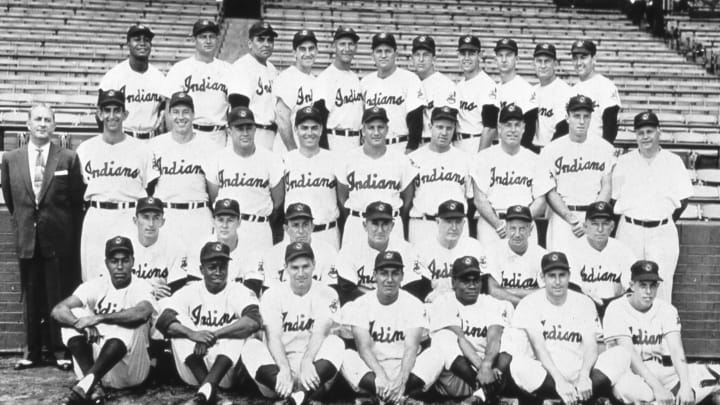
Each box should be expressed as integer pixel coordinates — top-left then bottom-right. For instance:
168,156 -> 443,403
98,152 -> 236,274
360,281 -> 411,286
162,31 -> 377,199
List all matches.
33,148 -> 44,197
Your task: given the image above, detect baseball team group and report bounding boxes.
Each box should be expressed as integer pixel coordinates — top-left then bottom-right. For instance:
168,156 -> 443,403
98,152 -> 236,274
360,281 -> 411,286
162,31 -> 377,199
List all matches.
1,15 -> 718,405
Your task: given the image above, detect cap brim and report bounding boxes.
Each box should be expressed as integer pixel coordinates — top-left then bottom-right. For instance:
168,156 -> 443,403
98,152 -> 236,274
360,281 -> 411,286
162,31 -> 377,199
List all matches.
362,115 -> 389,124
567,105 -> 594,112
252,29 -> 278,38
431,113 -> 457,123
169,100 -> 194,110
228,118 -> 255,126
571,49 -> 592,55
106,247 -> 132,257
505,214 -> 532,222
201,253 -> 232,262
494,45 -> 517,53
214,208 -> 239,217
458,44 -> 480,51
128,30 -> 154,39
286,251 -> 314,262
438,213 -> 465,220
587,213 -> 613,220
375,262 -> 403,271
365,213 -> 394,221
137,207 -> 164,214
98,100 -> 124,108
194,26 -> 219,36
335,32 -> 360,42
285,213 -> 313,221
542,265 -> 570,273
412,45 -> 435,54
453,268 -> 481,278
534,51 -> 556,58
632,274 -> 663,282
634,122 -> 659,130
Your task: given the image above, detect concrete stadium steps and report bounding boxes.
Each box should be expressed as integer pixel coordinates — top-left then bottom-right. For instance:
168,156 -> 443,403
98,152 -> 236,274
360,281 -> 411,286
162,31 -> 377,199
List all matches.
0,212 -> 23,350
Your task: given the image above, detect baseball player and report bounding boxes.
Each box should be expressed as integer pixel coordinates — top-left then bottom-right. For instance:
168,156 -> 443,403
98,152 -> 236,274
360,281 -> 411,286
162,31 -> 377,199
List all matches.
530,43 -> 573,151
76,89 -> 159,281
274,29 -> 318,154
337,107 -> 418,249
539,95 -> 615,254
228,22 -> 279,150
360,32 -> 426,152
340,251 -> 443,403
569,40 -> 621,143
612,111 -> 693,303
284,107 -> 341,249
472,104 -> 553,247
408,107 -> 473,243
479,38 -> 536,150
604,260 -> 720,404
455,34 -> 498,154
205,106 -> 285,253
165,19 -> 231,148
51,236 -> 154,403
149,92 -> 219,249
99,24 -> 170,140
241,242 -> 344,403
313,26 -> 364,151
155,241 -> 262,404
410,35 -> 457,142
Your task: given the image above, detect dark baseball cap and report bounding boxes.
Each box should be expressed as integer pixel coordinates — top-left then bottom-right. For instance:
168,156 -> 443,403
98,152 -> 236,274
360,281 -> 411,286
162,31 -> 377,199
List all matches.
169,91 -> 194,111
458,35 -> 481,51
193,19 -> 219,36
571,39 -> 597,56
634,111 -> 660,130
375,250 -> 403,271
534,43 -> 557,59
362,106 -> 389,124
105,236 -> 133,258
372,32 -> 396,50
586,201 -> 614,220
285,241 -> 315,262
431,106 -> 458,123
97,89 -> 125,109
200,241 -> 231,263
412,35 -> 435,54
437,200 -> 465,219
127,23 -> 154,41
334,25 -> 359,42
566,94 -> 595,112
498,104 -> 524,123
365,201 -> 394,221
292,29 -> 317,50
541,251 -> 570,273
452,256 -> 482,278
494,38 -> 518,54
285,202 -> 313,221
227,106 -> 255,126
214,198 -> 240,217
295,106 -> 322,126
505,205 -> 533,222
136,196 -> 164,215
249,21 -> 278,38
631,260 -> 663,282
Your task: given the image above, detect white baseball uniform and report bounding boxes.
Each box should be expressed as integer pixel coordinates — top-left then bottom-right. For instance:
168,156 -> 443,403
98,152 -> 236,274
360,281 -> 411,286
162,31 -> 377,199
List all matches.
185,233 -> 263,285
494,75 -> 535,114
313,63 -> 364,151
253,238 -> 340,290
567,237 -> 637,300
571,74 -> 622,139
414,236 -> 489,297
531,77 -> 573,147
420,71 -> 457,140
336,239 -> 425,292
455,71 -> 496,153
273,65 -> 316,154
229,54 -> 278,150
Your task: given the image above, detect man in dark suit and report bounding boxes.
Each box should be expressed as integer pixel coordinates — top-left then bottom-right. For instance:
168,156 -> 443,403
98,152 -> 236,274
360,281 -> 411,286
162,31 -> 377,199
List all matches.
1,104 -> 85,370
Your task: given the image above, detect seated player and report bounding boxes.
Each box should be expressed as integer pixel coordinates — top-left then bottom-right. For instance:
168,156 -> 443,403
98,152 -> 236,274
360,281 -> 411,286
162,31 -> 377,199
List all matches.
51,236 -> 155,404
604,260 -> 720,404
241,242 -> 344,404
155,242 -> 262,405
340,251 -> 443,404
429,256 -> 510,404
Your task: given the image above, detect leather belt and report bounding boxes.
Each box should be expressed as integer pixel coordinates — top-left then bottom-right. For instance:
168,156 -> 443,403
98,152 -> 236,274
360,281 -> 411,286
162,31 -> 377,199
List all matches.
421,137 -> 431,143
193,123 -> 227,132
313,221 -> 338,232
89,201 -> 136,209
624,216 -> 669,228
255,122 -> 278,131
567,205 -> 589,212
350,209 -> 399,218
386,135 -> 409,145
412,214 -> 437,221
327,128 -> 361,137
123,129 -> 156,139
240,213 -> 269,223
164,201 -> 209,210
458,132 -> 481,140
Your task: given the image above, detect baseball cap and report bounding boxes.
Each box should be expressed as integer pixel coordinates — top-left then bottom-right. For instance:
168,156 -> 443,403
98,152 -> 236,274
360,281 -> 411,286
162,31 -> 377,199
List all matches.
97,89 -> 125,109
412,35 -> 435,54
249,21 -> 278,38
192,19 -> 219,36
292,29 -> 317,50
566,94 -> 595,112
571,39 -> 597,56
136,196 -> 164,215
586,201 -> 614,220
126,23 -> 154,40
437,200 -> 465,219
458,35 -> 481,51
541,251 -> 570,273
452,256 -> 481,278
213,198 -> 240,217
105,236 -> 133,258
285,202 -> 313,221
494,38 -> 518,54
168,91 -> 194,111
505,205 -> 533,222
227,106 -> 255,126
285,241 -> 315,262
200,241 -> 231,263
294,106 -> 322,126
372,32 -> 396,50
534,43 -> 557,59
333,26 -> 359,42
498,104 -> 524,123
431,106 -> 458,123
634,111 -> 660,130
630,260 -> 663,282
362,106 -> 389,124
374,250 -> 403,271
365,201 -> 394,221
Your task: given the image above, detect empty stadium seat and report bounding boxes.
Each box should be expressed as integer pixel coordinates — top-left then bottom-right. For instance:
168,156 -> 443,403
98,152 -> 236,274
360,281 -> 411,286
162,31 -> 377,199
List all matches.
680,203 -> 703,220
700,203 -> 720,220
697,168 -> 720,185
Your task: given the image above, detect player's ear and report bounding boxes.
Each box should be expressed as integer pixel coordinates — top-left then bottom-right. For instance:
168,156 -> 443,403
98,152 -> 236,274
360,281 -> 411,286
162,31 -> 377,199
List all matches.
121,109 -> 129,121
133,216 -> 138,226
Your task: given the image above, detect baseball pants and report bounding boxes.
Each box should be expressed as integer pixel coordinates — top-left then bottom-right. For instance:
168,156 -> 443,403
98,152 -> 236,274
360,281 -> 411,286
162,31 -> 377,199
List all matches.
408,218 -> 468,244
171,336 -> 243,389
546,209 -> 587,254
80,206 -> 136,281
613,361 -> 720,403
499,327 -> 533,359
194,128 -> 227,149
328,134 -> 361,151
476,217 -> 538,248
454,137 -> 481,155
163,206 -> 214,251
342,215 -> 405,251
313,226 -> 341,251
431,329 -> 485,398
237,219 -> 274,254
255,128 -> 276,151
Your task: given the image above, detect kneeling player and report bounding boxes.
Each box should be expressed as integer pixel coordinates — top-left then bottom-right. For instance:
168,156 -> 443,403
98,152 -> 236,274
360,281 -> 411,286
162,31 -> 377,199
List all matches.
52,236 -> 155,404
156,242 -> 261,404
340,251 -> 443,404
242,242 -> 344,404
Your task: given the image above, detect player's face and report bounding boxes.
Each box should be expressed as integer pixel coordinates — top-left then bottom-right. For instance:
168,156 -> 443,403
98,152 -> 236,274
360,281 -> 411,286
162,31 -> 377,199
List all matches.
295,41 -> 317,70
498,119 -> 524,148
635,126 -> 661,154
364,219 -> 394,245
194,32 -> 219,57
97,105 -> 128,132
170,105 -> 194,133
459,50 -> 481,74
437,217 -> 464,241
630,280 -> 659,310
229,123 -> 256,148
372,45 -> 396,72
286,256 -> 315,291
534,56 -> 557,81
572,53 -> 595,80
134,211 -> 165,240
127,34 -> 152,60
200,259 -> 229,291
567,109 -> 591,139
412,49 -> 434,77
584,217 -> 614,245
334,38 -> 357,64
362,119 -> 389,147
248,35 -> 275,62
285,218 -> 313,243
452,273 -> 481,305
214,214 -> 239,239
296,119 -> 322,150
543,269 -> 570,299
506,219 -> 532,249
495,49 -> 517,74
374,267 -> 403,298
27,105 -> 55,144
430,119 -> 455,148
105,252 -> 134,288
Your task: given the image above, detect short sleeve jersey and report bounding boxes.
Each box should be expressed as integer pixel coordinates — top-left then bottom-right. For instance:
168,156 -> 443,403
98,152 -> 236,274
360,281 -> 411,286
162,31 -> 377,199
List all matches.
567,237 -> 637,298
314,64 -> 364,131
284,149 -> 341,225
273,65 -> 316,118
414,236 -> 490,282
421,71 -> 457,138
185,233 -> 261,283
495,75 -> 536,113
165,56 -> 232,126
73,276 -> 154,316
129,233 -> 188,285
487,241 -> 546,290
228,54 -> 278,126
337,239 -> 425,291
456,71 -> 497,135
408,146 -> 472,217
531,77 -> 573,146
361,68 -> 425,138
571,74 -> 622,139
258,239 -> 340,289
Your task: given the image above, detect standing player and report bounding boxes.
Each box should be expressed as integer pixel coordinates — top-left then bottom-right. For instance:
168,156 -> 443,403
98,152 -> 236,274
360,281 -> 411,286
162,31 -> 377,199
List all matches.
455,34 -> 498,154
408,107 -> 473,243
242,242 -> 344,404
76,89 -> 159,280
360,32 -> 425,152
530,43 -> 573,152
166,19 -> 231,148
313,26 -> 364,151
540,95 -> 615,254
155,241 -> 262,405
612,112 -> 693,302
274,30 -> 318,153
228,22 -> 279,150
149,92 -> 219,249
99,24 -> 169,140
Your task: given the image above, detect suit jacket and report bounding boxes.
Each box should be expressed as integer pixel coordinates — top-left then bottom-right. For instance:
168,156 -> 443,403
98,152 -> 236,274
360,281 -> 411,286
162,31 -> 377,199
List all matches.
1,142 -> 85,259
